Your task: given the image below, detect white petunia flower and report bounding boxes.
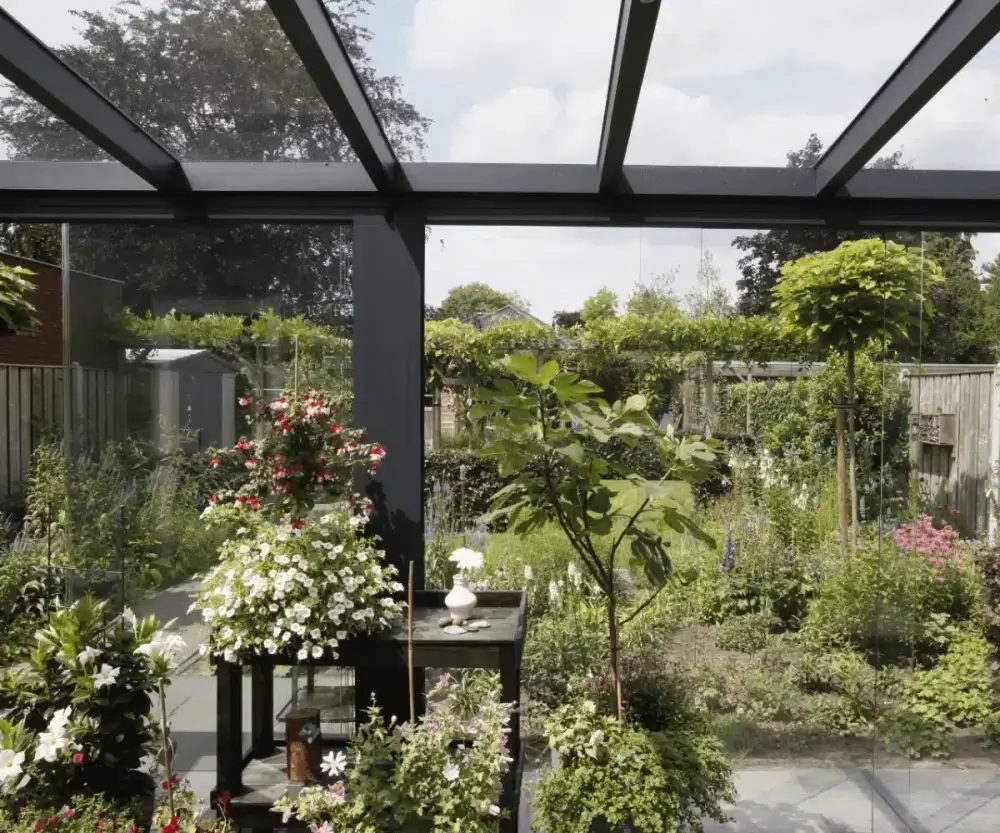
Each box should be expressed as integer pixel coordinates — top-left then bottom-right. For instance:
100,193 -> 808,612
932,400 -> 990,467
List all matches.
442,761 -> 460,782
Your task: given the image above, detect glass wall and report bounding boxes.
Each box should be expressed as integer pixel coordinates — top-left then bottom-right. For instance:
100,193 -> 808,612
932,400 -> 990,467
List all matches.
424,224 -> 1000,829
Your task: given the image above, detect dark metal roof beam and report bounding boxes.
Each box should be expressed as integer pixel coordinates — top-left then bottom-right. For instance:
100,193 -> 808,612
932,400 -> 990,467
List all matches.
266,0 -> 405,193
815,0 -> 1000,196
0,10 -> 190,193
8,161 -> 1000,229
596,0 -> 662,193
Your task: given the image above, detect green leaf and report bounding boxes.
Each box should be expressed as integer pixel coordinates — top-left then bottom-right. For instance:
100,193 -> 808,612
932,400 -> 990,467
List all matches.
505,353 -> 541,383
538,360 -> 560,386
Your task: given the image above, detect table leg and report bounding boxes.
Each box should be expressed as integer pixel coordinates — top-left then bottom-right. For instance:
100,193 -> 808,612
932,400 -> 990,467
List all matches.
251,662 -> 274,757
215,660 -> 243,794
499,646 -> 521,833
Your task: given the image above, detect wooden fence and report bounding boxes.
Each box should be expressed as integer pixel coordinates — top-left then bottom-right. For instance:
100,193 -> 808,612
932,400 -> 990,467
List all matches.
907,368 -> 999,539
0,364 -> 123,501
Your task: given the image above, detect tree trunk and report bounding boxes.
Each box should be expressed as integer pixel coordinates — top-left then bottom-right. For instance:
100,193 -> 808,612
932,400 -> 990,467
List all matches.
847,347 -> 859,552
835,398 -> 849,554
608,591 -> 623,719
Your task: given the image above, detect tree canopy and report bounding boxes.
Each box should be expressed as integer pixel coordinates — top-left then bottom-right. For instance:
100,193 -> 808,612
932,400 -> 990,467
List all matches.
0,0 -> 429,321
437,282 -> 529,323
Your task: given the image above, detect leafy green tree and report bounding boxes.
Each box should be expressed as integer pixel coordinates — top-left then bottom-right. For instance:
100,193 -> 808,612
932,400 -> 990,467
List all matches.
625,270 -> 678,318
733,135 -> 910,316
471,356 -> 718,715
437,282 -> 528,323
553,310 -> 583,329
0,262 -> 40,334
581,288 -> 618,323
0,0 -> 428,320
774,238 -> 941,547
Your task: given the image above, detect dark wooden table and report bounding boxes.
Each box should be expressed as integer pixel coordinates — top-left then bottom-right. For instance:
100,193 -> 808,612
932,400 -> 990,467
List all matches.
213,589 -> 526,832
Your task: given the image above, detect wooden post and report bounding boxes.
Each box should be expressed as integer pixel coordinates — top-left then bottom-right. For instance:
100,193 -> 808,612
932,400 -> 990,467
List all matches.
836,400 -> 849,553
286,706 -> 322,782
703,355 -> 714,438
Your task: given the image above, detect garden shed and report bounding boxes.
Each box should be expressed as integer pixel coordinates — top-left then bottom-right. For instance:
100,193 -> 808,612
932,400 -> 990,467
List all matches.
125,348 -> 238,453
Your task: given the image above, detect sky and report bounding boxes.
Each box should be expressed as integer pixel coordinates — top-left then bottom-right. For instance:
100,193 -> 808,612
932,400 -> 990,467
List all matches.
6,0 -> 1000,320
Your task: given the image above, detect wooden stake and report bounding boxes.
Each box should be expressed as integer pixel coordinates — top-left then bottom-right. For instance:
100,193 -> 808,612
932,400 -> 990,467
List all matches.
407,561 -> 416,726
835,400 -> 849,554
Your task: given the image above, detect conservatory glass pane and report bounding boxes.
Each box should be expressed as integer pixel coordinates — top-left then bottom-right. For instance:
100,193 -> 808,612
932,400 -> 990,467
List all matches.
353,0 -> 620,162
626,0 -> 951,166
878,37 -> 1000,169
0,1 -> 357,165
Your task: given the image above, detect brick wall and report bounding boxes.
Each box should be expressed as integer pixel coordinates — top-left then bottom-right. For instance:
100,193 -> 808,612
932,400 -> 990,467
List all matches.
0,253 -> 63,366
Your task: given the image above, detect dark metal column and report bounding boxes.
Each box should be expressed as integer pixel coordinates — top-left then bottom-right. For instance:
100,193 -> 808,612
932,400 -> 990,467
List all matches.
352,211 -> 426,723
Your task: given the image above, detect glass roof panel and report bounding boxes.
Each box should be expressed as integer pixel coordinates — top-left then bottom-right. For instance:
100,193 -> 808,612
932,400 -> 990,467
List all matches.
625,0 -> 951,167
877,36 -> 1000,169
0,1 -> 358,166
352,0 -> 620,162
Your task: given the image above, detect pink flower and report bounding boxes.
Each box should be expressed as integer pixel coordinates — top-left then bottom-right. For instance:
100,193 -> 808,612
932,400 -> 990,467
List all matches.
211,457 -> 221,468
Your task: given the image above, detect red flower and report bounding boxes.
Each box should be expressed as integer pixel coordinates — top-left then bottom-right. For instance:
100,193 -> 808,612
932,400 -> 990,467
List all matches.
63,807 -> 74,818
211,457 -> 221,468
216,791 -> 231,810
238,395 -> 251,406
32,823 -> 42,832
71,751 -> 84,764
208,495 -> 218,505
330,424 -> 344,434
162,776 -> 179,791
235,439 -> 252,452
162,816 -> 180,833
291,519 -> 304,529
47,817 -> 57,827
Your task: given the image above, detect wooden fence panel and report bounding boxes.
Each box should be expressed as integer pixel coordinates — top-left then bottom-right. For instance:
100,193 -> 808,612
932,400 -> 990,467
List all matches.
908,370 -> 995,537
0,364 -> 122,502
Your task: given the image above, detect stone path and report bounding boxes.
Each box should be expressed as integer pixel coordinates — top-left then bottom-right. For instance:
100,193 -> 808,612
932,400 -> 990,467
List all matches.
140,579 -> 1000,831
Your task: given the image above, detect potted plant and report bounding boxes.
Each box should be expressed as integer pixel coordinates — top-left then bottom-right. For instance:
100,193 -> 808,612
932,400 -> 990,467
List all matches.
0,597 -> 187,822
192,503 -> 404,663
272,673 -> 514,832
470,357 -> 734,831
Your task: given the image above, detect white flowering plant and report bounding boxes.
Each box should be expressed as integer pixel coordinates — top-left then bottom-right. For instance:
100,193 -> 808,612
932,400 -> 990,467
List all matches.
0,596 -> 183,815
192,505 -> 404,663
273,673 -> 514,833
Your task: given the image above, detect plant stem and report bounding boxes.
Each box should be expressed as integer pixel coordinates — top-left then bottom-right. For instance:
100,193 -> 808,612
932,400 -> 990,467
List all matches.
158,680 -> 175,818
618,584 -> 665,628
607,588 -> 623,720
847,346 -> 859,553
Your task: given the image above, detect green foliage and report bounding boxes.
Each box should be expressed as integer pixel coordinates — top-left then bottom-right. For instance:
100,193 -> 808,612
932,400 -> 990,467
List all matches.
581,288 -> 618,323
975,545 -> 1000,649
273,675 -> 514,833
0,540 -> 64,667
0,597 -> 162,812
900,633 -> 993,728
774,238 -> 941,353
23,439 -> 228,601
472,356 -> 718,599
879,708 -> 952,760
714,612 -> 779,653
424,448 -> 507,534
532,701 -> 734,833
438,281 -> 529,322
0,263 -> 39,335
522,598 -> 608,710
0,795 -> 138,833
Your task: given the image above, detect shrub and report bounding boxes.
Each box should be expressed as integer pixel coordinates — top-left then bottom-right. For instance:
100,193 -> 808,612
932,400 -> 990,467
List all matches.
0,597 -> 166,813
532,701 -> 734,833
900,632 -> 993,728
424,449 -> 506,532
975,545 -> 1000,649
0,795 -> 137,833
879,708 -> 952,760
521,598 -> 607,710
714,612 -> 779,653
588,646 -> 695,732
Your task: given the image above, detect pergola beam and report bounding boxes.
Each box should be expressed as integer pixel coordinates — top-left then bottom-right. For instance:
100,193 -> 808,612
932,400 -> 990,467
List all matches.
596,0 -> 662,193
815,0 -> 1000,196
5,161 -> 1000,229
0,11 -> 190,194
266,0 -> 405,193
